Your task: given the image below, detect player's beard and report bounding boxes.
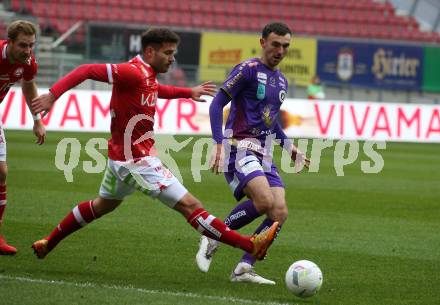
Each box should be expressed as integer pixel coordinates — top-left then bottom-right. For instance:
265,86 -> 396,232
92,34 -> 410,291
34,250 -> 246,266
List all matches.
18,54 -> 30,63
12,51 -> 30,64
161,63 -> 172,73
272,55 -> 282,66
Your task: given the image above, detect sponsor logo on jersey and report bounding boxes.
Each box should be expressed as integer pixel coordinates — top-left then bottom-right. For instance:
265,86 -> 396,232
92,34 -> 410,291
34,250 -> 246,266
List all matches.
279,90 -> 286,103
141,92 -> 158,107
257,72 -> 267,80
257,83 -> 265,100
140,65 -> 149,77
225,71 -> 243,90
257,72 -> 267,85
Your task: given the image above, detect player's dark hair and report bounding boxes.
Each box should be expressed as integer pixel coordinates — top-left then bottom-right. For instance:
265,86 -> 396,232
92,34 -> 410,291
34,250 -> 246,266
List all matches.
7,20 -> 37,41
141,28 -> 180,50
262,22 -> 292,39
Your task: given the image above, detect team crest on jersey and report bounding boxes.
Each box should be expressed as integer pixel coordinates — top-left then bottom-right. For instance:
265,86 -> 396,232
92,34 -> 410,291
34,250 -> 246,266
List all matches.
14,67 -> 24,77
269,77 -> 276,88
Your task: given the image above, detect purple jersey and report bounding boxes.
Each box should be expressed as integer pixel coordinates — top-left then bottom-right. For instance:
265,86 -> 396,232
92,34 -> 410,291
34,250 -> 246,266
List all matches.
221,58 -> 288,144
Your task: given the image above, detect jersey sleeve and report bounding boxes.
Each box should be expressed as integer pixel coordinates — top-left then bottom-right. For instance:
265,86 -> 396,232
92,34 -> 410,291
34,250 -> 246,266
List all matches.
221,62 -> 254,98
108,62 -> 142,88
158,84 -> 192,99
22,56 -> 38,81
50,64 -> 109,99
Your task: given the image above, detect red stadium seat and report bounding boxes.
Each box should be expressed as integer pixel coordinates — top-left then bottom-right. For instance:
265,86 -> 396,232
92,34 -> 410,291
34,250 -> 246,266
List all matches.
10,0 -> 22,12
19,0 -> 435,44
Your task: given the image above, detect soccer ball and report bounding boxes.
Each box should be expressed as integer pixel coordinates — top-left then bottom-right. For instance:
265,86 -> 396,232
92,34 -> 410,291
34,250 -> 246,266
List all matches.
285,260 -> 323,298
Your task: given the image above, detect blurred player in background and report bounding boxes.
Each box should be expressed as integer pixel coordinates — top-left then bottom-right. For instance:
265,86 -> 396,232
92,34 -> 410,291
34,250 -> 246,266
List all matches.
307,75 -> 325,100
0,20 -> 46,255
196,22 -> 309,284
30,28 -> 278,262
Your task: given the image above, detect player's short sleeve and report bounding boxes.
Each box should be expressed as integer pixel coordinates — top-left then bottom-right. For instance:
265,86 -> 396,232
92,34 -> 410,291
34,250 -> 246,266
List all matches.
221,61 -> 254,98
107,62 -> 142,87
22,56 -> 38,81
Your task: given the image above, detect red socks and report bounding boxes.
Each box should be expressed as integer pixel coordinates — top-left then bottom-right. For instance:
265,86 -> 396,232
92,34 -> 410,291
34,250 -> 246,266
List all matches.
187,208 -> 253,252
46,200 -> 99,251
45,204 -> 254,254
0,185 -> 6,223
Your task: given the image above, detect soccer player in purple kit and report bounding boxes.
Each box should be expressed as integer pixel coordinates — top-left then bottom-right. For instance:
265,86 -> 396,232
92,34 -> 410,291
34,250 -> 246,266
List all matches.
196,22 -> 310,284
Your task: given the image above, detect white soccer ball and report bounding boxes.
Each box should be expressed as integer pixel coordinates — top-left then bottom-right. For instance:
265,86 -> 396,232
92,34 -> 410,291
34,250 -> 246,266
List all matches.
285,260 -> 323,298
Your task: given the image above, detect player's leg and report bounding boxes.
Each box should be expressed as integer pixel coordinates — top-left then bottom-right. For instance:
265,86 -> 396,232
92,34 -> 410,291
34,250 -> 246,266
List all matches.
173,190 -> 278,259
230,164 -> 287,283
128,156 -> 279,259
231,186 -> 286,284
0,124 -> 15,255
32,197 -> 122,258
32,159 -> 132,258
0,161 -> 15,255
196,158 -> 274,272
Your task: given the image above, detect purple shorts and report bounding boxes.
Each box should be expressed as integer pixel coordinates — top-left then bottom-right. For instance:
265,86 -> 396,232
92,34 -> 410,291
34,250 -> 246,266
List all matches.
224,149 -> 284,201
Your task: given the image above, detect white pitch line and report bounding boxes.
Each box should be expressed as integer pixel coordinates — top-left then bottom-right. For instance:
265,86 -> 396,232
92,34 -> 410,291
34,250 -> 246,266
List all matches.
0,274 -> 293,305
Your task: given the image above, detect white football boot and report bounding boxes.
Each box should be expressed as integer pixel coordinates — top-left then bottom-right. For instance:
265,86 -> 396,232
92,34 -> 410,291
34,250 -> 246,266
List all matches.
196,236 -> 219,272
230,262 -> 276,285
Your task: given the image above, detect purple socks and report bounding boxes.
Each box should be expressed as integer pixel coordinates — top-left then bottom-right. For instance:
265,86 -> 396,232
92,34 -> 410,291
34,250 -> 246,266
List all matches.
224,199 -> 282,266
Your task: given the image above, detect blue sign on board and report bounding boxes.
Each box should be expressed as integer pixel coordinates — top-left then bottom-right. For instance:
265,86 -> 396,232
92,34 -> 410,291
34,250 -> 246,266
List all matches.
317,41 -> 423,90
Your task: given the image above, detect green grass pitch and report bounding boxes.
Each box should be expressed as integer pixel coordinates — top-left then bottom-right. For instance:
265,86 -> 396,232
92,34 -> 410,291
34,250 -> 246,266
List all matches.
0,130 -> 439,305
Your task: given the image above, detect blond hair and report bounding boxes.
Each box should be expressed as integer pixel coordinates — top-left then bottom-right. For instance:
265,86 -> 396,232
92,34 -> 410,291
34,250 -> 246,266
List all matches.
7,20 -> 37,41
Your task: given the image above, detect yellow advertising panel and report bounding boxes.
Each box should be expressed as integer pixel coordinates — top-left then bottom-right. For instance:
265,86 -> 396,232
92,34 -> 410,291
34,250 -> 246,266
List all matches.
199,32 -> 317,87
279,37 -> 317,86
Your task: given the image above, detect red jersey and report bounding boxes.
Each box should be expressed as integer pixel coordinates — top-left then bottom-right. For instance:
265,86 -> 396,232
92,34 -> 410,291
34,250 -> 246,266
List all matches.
50,55 -> 191,161
0,40 -> 38,102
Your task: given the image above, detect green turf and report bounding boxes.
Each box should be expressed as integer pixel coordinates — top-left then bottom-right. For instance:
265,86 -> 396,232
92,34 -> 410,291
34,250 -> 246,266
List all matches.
0,130 -> 439,305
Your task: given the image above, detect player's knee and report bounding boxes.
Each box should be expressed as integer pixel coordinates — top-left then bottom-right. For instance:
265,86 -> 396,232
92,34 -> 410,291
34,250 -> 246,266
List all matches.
253,191 -> 275,214
0,165 -> 7,183
174,192 -> 203,218
92,197 -> 121,217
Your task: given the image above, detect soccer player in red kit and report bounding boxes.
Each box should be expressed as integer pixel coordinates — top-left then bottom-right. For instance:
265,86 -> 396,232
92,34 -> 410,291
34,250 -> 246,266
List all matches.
31,28 -> 278,262
0,20 -> 46,255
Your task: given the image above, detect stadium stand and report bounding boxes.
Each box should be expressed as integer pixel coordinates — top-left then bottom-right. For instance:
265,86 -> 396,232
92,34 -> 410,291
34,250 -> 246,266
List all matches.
5,0 -> 440,43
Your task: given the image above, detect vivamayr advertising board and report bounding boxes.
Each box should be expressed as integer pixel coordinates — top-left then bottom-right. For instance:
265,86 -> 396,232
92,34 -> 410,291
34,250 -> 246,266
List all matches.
2,88 -> 439,143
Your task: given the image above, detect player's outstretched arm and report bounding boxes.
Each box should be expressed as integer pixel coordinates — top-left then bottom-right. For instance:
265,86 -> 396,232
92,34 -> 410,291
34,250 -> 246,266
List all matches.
158,81 -> 216,103
39,64 -> 109,107
22,80 -> 46,145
